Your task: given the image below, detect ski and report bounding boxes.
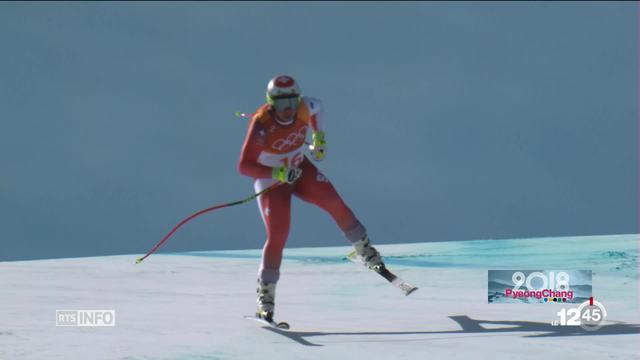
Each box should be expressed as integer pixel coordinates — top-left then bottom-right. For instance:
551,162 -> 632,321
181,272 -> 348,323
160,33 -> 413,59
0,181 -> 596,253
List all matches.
347,250 -> 418,296
244,315 -> 290,330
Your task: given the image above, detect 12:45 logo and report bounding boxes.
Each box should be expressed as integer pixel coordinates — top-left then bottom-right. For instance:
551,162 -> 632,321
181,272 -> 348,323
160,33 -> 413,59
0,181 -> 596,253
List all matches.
552,297 -> 607,331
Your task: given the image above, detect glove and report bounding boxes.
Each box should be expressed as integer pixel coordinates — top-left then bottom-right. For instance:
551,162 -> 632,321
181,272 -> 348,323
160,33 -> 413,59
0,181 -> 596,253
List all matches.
272,166 -> 303,184
308,131 -> 326,161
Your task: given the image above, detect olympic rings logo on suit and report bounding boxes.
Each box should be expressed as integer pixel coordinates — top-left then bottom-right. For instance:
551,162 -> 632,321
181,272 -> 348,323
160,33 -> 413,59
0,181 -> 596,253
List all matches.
271,126 -> 308,152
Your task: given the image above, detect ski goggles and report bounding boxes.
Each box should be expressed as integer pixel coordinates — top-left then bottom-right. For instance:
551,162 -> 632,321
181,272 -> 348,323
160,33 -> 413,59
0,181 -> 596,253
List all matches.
269,95 -> 300,112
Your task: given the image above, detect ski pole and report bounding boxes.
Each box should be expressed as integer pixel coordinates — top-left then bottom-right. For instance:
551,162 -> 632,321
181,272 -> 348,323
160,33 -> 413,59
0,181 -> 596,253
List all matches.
136,181 -> 284,264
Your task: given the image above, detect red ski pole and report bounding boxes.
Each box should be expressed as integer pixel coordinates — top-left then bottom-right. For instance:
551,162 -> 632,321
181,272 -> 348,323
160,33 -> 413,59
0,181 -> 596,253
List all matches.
136,181 -> 283,264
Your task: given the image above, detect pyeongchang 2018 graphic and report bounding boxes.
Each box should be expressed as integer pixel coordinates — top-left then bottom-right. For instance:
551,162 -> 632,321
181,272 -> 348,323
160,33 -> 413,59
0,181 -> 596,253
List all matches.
488,270 -> 592,304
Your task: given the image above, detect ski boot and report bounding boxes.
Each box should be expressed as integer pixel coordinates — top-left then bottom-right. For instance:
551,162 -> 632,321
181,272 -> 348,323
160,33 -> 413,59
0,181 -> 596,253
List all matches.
256,280 -> 276,322
352,235 -> 384,271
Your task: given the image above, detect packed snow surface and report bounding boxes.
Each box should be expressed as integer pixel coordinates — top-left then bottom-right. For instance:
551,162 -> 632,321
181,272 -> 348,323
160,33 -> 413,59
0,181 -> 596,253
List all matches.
1,234 -> 638,359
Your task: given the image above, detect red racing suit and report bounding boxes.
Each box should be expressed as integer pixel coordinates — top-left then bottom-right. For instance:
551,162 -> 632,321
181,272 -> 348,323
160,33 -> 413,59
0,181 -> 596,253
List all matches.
237,96 -> 367,284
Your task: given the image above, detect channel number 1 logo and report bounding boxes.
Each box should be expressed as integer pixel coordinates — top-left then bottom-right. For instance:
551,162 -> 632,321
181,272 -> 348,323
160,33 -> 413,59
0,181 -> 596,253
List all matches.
552,297 -> 607,331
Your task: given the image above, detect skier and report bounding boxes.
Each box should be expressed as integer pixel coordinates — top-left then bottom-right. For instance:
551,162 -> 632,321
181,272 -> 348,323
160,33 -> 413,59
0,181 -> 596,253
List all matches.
238,75 -> 387,322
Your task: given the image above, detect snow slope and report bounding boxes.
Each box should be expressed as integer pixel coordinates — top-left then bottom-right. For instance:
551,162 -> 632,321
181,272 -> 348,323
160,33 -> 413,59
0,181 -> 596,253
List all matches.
1,234 -> 638,359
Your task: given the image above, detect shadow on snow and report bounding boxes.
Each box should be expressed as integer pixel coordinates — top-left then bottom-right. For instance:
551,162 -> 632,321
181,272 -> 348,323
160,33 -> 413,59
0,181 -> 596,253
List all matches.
260,315 -> 640,346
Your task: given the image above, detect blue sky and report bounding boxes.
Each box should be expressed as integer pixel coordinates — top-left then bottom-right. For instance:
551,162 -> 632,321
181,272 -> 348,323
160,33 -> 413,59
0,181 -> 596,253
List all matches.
0,2 -> 636,261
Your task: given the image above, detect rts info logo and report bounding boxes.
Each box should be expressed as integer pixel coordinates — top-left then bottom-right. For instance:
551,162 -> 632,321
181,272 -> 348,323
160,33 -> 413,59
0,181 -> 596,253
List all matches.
56,310 -> 116,327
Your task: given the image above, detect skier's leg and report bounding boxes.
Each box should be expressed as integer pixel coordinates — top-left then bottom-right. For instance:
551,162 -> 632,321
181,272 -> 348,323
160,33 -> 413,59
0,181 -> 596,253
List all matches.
254,179 -> 293,282
293,159 -> 383,268
293,159 -> 367,241
254,179 -> 293,319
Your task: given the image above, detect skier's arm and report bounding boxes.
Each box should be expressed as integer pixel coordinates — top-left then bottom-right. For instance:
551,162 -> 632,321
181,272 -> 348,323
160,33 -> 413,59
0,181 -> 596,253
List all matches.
238,119 -> 273,179
304,97 -> 326,161
304,97 -> 324,133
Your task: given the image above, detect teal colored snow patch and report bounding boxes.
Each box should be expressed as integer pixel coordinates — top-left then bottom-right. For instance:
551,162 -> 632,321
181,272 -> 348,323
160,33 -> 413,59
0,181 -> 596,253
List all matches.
171,251 -> 348,265
169,252 -> 260,260
172,234 -> 638,275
